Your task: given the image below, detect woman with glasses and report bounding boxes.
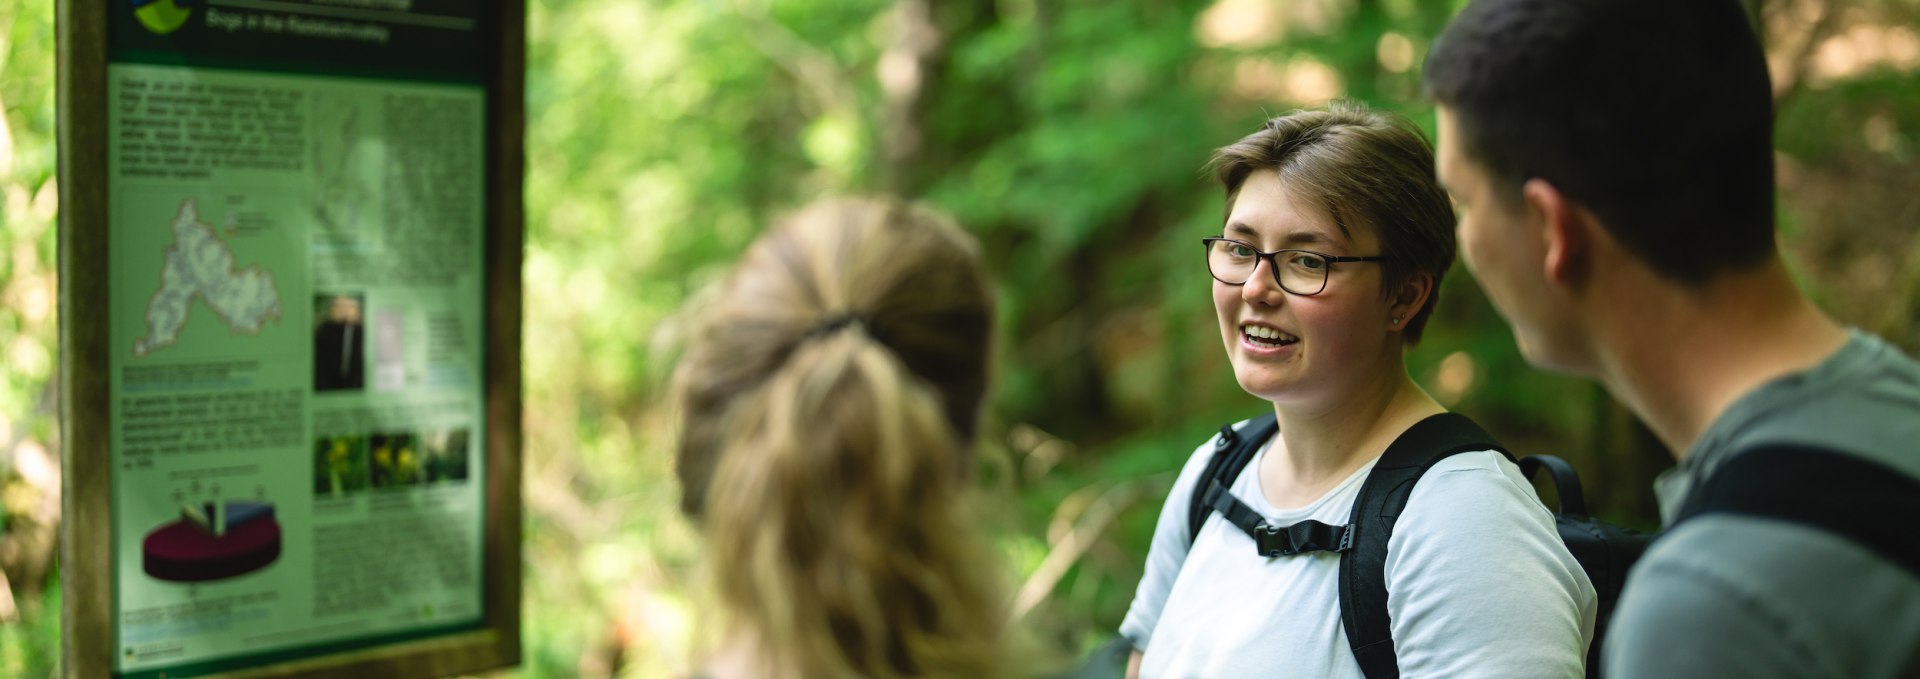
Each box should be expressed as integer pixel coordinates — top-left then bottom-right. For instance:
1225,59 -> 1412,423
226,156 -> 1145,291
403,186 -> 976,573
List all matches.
1118,103 -> 1597,678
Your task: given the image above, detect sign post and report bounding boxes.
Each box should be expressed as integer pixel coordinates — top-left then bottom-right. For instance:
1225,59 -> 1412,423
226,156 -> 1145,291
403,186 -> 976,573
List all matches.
59,0 -> 523,675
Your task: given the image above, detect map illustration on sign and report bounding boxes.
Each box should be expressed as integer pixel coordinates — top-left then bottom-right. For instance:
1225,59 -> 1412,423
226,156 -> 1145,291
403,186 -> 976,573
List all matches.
132,198 -> 284,357
142,500 -> 282,582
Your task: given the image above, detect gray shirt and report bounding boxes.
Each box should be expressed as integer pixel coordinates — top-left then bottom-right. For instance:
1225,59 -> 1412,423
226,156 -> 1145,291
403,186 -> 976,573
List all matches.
1603,330 -> 1920,678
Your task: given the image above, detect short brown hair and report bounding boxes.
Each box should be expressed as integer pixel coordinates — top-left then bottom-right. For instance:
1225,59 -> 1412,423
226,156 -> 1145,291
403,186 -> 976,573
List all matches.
1208,102 -> 1456,343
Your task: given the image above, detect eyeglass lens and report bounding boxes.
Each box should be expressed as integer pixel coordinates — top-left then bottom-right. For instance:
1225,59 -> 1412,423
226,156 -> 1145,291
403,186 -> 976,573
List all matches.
1206,240 -> 1330,295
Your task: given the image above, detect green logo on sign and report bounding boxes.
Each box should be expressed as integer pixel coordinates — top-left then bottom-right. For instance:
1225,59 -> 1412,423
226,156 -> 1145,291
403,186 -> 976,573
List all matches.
132,0 -> 196,35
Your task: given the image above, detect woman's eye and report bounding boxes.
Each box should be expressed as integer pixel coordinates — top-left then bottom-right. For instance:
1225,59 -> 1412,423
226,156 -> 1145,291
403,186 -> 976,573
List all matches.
1229,244 -> 1256,257
1291,255 -> 1327,270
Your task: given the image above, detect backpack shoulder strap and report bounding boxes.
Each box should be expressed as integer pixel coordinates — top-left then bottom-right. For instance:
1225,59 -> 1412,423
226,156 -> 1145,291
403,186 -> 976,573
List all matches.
1186,413 -> 1279,544
1675,442 -> 1920,577
1340,412 -> 1509,679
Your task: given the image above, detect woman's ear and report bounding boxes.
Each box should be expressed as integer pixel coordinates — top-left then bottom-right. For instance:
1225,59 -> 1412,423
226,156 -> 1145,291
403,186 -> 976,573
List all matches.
1389,270 -> 1434,331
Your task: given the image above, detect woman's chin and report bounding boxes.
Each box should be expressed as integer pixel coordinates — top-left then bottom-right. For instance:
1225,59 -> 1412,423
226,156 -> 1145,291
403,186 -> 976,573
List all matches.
1233,370 -> 1298,403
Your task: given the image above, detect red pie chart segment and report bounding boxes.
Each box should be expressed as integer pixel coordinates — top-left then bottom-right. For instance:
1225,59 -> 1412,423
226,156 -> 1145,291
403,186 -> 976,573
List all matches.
142,502 -> 282,582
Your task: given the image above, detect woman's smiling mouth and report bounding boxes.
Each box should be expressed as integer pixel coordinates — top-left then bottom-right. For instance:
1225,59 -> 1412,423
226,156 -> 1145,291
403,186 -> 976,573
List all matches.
1240,322 -> 1300,349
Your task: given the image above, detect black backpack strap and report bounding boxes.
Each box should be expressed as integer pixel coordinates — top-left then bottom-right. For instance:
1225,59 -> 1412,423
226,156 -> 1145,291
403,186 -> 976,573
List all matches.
1675,443 -> 1920,577
1518,455 -> 1590,520
1200,476 -> 1353,557
1340,413 -> 1508,679
1518,454 -> 1652,679
1186,413 -> 1279,544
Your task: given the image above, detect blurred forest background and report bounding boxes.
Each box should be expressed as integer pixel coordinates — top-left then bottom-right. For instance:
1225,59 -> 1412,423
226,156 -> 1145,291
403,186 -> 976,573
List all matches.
2,0 -> 1918,676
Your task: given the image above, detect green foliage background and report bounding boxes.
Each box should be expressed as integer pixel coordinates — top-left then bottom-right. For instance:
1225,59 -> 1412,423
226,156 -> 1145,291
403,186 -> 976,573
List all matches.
3,0 -> 1919,676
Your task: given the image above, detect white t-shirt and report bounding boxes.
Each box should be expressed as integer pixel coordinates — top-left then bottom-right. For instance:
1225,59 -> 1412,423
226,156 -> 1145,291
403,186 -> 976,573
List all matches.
1120,421 -> 1597,678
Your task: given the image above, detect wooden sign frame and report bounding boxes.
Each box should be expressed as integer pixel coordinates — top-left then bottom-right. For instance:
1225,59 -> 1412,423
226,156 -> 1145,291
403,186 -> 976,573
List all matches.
58,0 -> 522,675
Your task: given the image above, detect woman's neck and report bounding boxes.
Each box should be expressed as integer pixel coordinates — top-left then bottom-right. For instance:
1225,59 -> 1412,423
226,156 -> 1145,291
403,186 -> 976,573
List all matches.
1261,366 -> 1443,508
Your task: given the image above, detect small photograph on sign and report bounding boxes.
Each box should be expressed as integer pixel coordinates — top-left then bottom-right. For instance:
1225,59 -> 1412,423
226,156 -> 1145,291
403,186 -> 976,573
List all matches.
421,427 -> 472,484
313,292 -> 366,392
314,434 -> 370,497
370,432 -> 421,488
374,307 -> 407,391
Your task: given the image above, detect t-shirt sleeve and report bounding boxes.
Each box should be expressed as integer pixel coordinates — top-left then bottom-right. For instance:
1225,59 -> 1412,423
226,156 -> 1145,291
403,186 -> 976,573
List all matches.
1598,514 -> 1915,679
1384,451 -> 1598,679
1118,433 -> 1224,652
1602,551 -> 1821,679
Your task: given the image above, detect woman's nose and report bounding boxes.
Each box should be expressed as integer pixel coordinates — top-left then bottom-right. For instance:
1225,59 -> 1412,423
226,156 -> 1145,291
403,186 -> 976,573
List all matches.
1240,258 -> 1287,305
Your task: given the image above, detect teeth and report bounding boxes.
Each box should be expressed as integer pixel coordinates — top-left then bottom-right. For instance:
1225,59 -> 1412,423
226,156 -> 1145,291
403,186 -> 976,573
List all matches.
1241,324 -> 1296,342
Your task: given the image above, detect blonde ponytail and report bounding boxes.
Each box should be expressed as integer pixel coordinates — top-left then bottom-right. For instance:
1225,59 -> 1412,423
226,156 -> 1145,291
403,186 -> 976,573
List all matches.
673,198 -> 1005,678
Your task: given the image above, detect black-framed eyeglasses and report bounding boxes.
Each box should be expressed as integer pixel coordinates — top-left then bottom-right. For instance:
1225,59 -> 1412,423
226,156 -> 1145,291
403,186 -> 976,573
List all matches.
1202,237 -> 1386,296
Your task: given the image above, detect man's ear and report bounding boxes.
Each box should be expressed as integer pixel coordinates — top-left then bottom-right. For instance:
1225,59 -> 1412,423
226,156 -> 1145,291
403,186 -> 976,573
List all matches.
1389,270 -> 1434,331
1522,178 -> 1590,286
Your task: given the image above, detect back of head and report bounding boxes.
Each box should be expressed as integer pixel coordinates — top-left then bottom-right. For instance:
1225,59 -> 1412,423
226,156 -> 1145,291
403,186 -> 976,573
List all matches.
1424,0 -> 1776,285
672,197 -> 1001,678
1209,101 -> 1457,343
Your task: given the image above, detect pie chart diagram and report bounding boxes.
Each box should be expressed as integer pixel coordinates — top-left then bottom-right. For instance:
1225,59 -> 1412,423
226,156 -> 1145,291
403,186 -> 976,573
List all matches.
142,500 -> 281,582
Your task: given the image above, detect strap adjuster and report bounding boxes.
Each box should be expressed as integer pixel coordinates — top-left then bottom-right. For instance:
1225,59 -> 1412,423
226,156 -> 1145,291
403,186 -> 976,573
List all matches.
1254,520 -> 1350,558
1255,524 -> 1293,557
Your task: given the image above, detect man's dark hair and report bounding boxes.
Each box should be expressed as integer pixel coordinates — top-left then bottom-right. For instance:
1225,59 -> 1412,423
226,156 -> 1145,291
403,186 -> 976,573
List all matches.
1424,0 -> 1775,285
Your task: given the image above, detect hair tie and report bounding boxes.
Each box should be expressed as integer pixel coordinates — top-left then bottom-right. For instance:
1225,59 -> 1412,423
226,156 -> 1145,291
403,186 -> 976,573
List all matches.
805,313 -> 866,340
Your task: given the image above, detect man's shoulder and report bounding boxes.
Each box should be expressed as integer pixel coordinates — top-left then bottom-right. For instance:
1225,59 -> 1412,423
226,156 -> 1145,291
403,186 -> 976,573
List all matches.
1715,332 -> 1920,477
1635,514 -> 1920,621
1613,514 -> 1920,677
1640,513 -> 1899,584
